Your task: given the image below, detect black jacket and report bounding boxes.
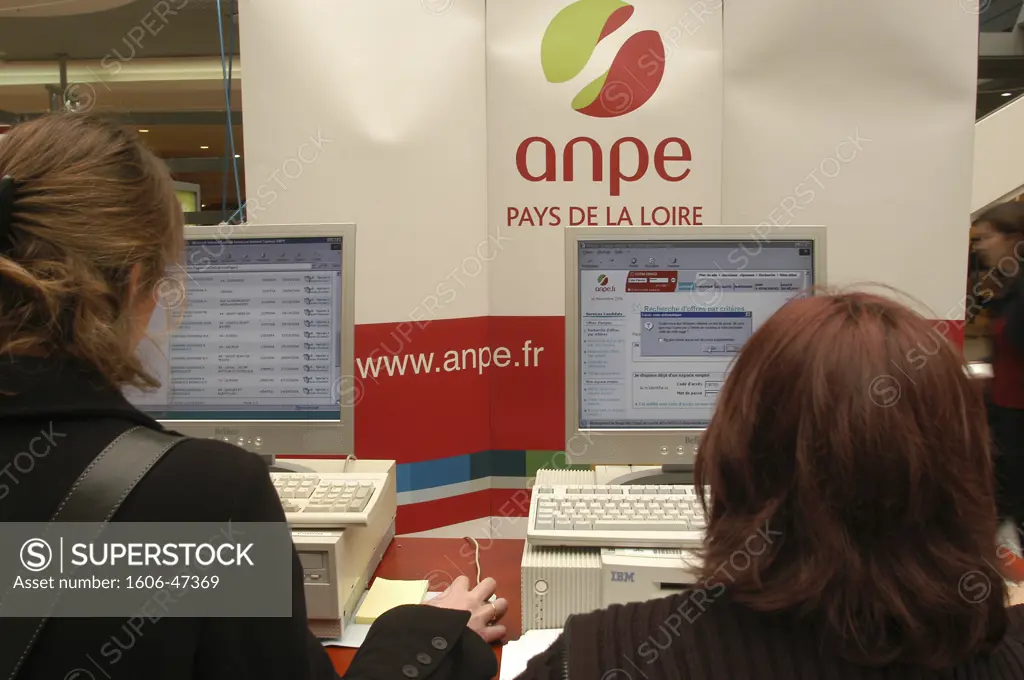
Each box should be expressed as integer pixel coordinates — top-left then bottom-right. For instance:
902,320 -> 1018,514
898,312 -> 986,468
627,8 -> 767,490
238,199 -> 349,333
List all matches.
984,272 -> 1024,349
517,593 -> 1024,680
0,355 -> 496,680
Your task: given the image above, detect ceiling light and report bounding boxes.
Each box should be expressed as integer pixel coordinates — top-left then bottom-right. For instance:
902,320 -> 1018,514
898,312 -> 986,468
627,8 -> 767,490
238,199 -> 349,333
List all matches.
200,145 -> 209,149
1003,92 -> 1014,97
138,129 -> 149,133
234,154 -> 241,158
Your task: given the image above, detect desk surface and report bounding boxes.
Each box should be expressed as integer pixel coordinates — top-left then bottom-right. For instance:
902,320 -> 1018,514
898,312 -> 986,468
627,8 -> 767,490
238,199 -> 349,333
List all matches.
326,537 -> 524,678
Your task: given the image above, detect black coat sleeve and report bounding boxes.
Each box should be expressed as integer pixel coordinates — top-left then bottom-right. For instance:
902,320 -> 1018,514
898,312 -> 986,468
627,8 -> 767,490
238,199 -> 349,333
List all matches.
193,448 -> 495,680
345,605 -> 497,680
193,451 -> 340,680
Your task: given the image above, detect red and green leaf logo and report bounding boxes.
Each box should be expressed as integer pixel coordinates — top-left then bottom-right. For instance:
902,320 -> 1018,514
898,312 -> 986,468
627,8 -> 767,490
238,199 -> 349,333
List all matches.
597,274 -> 609,285
541,0 -> 665,118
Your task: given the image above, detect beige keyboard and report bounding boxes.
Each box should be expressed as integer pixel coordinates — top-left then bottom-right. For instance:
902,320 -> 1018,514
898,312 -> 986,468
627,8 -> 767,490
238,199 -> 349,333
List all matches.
527,484 -> 706,548
271,472 -> 386,527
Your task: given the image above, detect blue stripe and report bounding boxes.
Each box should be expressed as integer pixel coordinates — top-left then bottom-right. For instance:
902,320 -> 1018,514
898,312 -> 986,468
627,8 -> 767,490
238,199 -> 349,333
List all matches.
399,454 -> 470,492
396,450 -> 532,493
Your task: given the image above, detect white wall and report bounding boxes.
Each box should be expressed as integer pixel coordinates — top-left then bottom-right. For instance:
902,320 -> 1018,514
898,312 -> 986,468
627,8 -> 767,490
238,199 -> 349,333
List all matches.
238,0 -> 489,327
722,0 -> 978,321
974,96 -> 1024,215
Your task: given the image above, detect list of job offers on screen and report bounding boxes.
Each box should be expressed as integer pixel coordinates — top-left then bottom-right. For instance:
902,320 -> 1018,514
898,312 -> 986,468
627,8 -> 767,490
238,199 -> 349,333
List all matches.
169,268 -> 340,401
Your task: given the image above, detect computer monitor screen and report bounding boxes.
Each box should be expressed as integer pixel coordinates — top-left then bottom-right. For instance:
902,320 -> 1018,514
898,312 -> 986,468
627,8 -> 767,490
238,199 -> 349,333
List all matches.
566,226 -> 825,465
126,223 -> 356,456
173,181 -> 200,213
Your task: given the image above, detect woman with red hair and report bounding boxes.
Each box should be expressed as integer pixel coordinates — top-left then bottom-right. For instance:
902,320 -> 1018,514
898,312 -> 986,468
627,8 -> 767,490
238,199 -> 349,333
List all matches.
517,291 -> 1023,679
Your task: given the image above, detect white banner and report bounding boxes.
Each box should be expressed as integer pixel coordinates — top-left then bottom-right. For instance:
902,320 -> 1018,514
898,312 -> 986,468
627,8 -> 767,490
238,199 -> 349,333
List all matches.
488,0 -> 724,316
721,0 -> 977,320
238,0 -> 489,326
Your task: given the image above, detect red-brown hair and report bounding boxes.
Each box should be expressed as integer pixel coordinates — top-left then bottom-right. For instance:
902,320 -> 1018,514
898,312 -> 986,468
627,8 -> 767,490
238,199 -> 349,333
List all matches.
694,291 -> 1007,669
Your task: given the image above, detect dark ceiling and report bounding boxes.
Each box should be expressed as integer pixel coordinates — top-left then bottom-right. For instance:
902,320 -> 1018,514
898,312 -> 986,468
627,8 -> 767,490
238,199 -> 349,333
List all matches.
979,0 -> 1024,118
0,0 -> 241,210
0,0 -> 231,61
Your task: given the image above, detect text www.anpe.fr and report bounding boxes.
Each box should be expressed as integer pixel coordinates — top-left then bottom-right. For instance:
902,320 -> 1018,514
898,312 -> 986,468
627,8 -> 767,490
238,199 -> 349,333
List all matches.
356,341 -> 544,379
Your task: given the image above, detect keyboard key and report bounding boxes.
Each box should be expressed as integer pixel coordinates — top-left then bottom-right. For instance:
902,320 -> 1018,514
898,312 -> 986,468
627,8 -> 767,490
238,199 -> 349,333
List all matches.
537,487 -> 553,494
607,488 -> 623,494
574,522 -> 592,530
593,522 -> 635,531
535,517 -> 554,530
555,519 -> 573,530
347,496 -> 371,512
305,505 -> 332,512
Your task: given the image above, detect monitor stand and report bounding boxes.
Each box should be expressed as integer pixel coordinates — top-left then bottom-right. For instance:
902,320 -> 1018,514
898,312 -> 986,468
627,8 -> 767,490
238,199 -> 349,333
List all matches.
607,464 -> 694,486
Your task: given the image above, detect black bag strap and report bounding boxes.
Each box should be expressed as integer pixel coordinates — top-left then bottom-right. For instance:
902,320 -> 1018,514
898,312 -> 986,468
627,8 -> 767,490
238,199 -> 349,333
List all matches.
0,426 -> 187,680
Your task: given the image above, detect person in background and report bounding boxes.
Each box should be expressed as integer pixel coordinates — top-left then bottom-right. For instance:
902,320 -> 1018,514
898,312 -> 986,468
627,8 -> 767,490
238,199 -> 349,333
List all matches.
0,113 -> 506,680
518,291 -> 1021,680
974,201 -> 1024,538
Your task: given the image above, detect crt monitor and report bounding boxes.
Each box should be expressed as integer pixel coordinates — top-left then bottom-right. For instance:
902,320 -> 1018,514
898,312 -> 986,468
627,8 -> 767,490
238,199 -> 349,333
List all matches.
565,225 -> 826,467
125,223 -> 357,457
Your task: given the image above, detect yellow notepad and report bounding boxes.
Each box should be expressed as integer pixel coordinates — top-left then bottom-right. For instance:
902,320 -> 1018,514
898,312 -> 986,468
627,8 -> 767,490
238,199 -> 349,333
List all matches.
354,578 -> 430,624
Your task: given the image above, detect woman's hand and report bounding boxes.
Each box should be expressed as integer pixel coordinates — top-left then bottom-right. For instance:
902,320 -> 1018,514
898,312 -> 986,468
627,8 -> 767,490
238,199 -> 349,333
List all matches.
426,575 -> 508,644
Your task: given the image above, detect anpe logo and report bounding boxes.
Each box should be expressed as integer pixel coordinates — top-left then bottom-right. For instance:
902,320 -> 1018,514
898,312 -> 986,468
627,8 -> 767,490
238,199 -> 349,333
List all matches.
541,0 -> 665,118
513,0 -> 693,199
595,273 -> 616,292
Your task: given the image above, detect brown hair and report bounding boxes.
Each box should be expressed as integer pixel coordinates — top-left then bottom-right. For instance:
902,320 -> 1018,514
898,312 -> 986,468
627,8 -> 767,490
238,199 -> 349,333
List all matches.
694,291 -> 1007,669
0,113 -> 184,388
975,200 -> 1024,236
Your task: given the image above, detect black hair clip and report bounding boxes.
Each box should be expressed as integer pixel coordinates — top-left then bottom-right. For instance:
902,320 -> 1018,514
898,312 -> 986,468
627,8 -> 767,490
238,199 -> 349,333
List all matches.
0,175 -> 18,254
